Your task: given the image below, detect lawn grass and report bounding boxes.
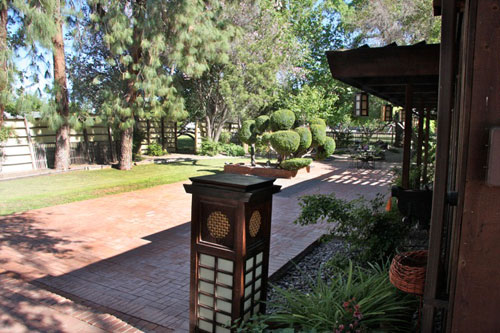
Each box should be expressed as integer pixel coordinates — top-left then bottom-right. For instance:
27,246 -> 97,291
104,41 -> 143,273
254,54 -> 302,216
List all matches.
0,157 -> 249,215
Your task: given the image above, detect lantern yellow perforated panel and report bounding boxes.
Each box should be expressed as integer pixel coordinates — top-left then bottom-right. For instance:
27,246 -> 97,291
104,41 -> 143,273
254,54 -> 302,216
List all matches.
207,211 -> 230,239
249,211 -> 261,237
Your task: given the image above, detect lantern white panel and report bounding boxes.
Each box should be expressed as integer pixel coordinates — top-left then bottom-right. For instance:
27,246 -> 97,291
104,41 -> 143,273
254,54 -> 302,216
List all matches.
216,286 -> 232,300
199,319 -> 213,332
199,307 -> 213,319
216,299 -> 232,313
218,258 -> 234,273
215,312 -> 231,326
200,267 -> 215,281
217,272 -> 233,287
199,281 -> 214,294
200,254 -> 215,267
199,294 -> 214,307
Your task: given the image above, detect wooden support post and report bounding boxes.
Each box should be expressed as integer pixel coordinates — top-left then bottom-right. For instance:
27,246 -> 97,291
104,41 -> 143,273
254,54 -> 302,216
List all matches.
146,119 -> 151,145
423,108 -> 431,185
107,126 -> 116,163
416,108 -> 425,188
402,84 -> 413,189
174,122 -> 178,153
422,0 -> 458,330
83,127 -> 90,163
24,116 -> 37,170
161,117 -> 166,150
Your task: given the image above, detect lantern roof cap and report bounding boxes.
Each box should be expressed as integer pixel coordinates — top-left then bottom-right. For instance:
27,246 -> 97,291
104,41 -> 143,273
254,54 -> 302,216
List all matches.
189,173 -> 276,192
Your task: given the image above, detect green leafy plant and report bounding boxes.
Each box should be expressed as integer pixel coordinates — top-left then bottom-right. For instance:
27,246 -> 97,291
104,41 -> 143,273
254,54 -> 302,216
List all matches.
280,158 -> 312,171
311,124 -> 327,146
270,130 -> 300,158
255,115 -> 270,134
146,143 -> 165,156
200,138 -> 220,156
310,117 -> 327,128
221,143 -> 245,157
219,131 -> 232,144
316,136 -> 336,160
270,109 -> 295,131
0,126 -> 14,143
266,261 -> 417,332
295,194 -> 409,263
294,127 -> 313,153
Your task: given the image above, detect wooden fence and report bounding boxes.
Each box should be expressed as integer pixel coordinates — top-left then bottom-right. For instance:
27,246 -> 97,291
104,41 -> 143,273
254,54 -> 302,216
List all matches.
0,117 -> 178,174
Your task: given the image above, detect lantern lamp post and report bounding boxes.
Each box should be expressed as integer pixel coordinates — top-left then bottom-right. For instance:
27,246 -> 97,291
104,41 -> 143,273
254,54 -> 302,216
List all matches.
354,92 -> 369,117
184,173 -> 281,332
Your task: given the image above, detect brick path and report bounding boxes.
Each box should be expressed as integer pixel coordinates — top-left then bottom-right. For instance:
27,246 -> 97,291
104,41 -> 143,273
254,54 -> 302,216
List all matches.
0,158 -> 396,332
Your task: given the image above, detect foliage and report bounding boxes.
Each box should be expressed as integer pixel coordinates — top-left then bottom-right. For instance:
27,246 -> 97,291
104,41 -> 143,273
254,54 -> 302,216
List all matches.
286,84 -> 339,126
220,143 -> 245,157
294,126 -> 312,153
310,117 -> 327,128
270,130 -> 300,157
270,109 -> 296,131
146,143 -> 165,156
0,126 -> 14,143
200,138 -> 220,157
266,261 -> 417,332
182,0 -> 301,142
310,124 -> 327,146
219,131 -> 232,144
280,158 -> 312,171
296,194 -> 410,263
254,115 -> 270,134
343,0 -> 441,46
239,120 -> 257,145
316,136 -> 336,160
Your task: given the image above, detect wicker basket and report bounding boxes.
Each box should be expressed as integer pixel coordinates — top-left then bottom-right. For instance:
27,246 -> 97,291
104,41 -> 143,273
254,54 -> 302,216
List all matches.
389,250 -> 428,295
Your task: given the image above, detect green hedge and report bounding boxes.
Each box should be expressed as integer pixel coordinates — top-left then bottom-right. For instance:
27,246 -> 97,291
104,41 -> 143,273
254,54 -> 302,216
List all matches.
294,127 -> 312,152
310,118 -> 326,128
310,124 -> 327,146
239,120 -> 257,144
255,115 -> 270,134
281,158 -> 312,171
316,137 -> 336,160
270,130 -> 300,156
270,109 -> 295,131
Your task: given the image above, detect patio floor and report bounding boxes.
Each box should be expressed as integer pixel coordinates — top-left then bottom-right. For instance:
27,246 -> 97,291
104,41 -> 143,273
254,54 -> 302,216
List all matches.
0,157 -> 396,332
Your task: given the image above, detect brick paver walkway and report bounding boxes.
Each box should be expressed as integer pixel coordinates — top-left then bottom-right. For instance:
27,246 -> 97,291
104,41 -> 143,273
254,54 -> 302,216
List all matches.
0,158 -> 395,332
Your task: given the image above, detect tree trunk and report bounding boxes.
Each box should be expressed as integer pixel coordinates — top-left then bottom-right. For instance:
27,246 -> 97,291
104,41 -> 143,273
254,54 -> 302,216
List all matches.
0,6 -> 8,129
119,127 -> 133,170
52,0 -> 70,170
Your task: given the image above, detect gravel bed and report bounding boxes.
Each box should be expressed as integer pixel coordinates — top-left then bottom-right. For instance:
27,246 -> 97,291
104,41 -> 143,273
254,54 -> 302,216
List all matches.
266,238 -> 348,314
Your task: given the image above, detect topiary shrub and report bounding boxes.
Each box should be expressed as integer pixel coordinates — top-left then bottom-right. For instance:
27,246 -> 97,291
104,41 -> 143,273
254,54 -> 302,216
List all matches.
310,124 -> 327,146
270,109 -> 295,131
316,136 -> 336,160
255,115 -> 270,134
294,127 -> 312,152
270,130 -> 300,157
239,120 -> 257,144
200,138 -> 220,156
310,118 -> 326,128
221,143 -> 245,156
281,158 -> 312,171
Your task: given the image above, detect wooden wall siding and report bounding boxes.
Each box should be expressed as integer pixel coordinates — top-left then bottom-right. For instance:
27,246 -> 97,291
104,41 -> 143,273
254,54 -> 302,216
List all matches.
451,0 -> 500,330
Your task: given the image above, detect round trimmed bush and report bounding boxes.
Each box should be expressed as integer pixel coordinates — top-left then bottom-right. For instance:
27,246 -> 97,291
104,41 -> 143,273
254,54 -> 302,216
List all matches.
260,132 -> 272,145
270,130 -> 300,156
295,127 -> 312,152
316,137 -> 336,160
270,109 -> 295,131
311,124 -> 327,146
239,120 -> 257,144
310,118 -> 326,128
255,115 -> 270,134
280,158 -> 312,171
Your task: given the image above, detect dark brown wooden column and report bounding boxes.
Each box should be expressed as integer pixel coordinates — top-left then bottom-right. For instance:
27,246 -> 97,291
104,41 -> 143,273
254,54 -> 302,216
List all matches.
416,108 -> 425,188
422,108 -> 431,185
422,0 -> 458,329
402,84 -> 413,189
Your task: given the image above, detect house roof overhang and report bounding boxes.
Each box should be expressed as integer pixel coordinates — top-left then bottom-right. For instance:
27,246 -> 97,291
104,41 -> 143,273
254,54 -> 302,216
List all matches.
326,42 -> 440,109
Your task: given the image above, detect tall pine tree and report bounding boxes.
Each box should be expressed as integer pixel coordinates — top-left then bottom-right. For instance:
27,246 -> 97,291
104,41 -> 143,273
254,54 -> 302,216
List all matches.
87,0 -> 228,170
0,1 -> 56,129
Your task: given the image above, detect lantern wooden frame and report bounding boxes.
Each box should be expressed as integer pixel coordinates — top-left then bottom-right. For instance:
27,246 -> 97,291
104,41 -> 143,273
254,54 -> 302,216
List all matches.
184,174 -> 280,332
354,92 -> 369,117
382,104 -> 393,122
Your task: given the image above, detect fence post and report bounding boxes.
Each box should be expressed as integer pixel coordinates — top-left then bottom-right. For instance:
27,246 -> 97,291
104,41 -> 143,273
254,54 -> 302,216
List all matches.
107,126 -> 116,162
161,117 -> 166,150
24,116 -> 37,170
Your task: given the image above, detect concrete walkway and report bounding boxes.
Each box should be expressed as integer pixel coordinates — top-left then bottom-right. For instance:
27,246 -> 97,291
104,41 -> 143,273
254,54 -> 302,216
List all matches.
0,157 -> 395,332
